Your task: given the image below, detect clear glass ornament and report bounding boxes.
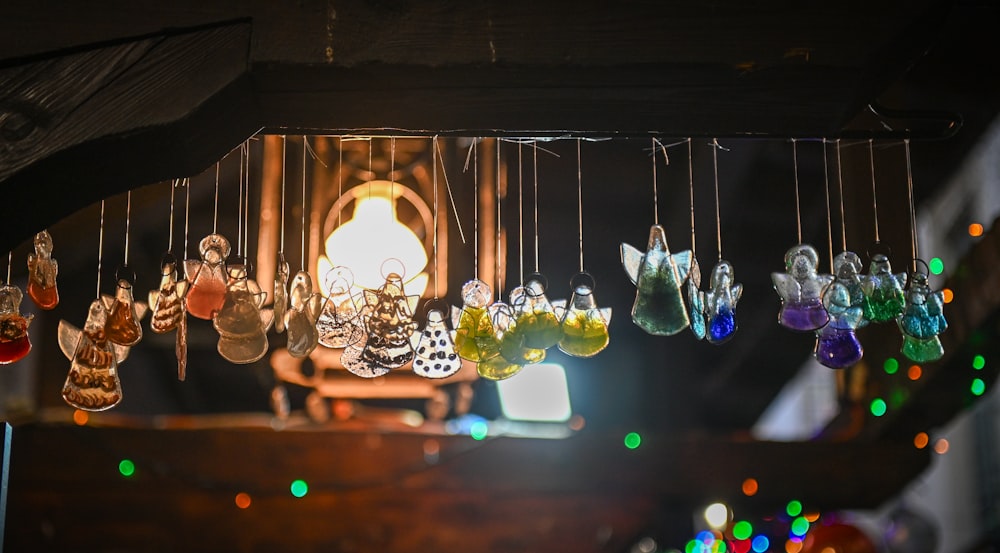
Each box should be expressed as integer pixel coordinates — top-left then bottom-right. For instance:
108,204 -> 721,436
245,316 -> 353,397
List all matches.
704,260 -> 742,344
184,233 -> 230,320
103,269 -> 146,347
26,229 -> 59,310
451,279 -> 501,362
832,251 -> 868,328
60,300 -> 122,411
273,253 -> 290,334
556,272 -> 611,358
621,224 -> 693,336
285,271 -> 322,359
686,257 -> 707,340
477,302 -> 525,381
898,271 -> 946,363
772,244 -> 833,331
815,280 -> 865,369
317,267 -> 364,348
0,284 -> 32,364
357,271 -> 419,370
213,264 -> 273,364
412,303 -> 462,379
341,335 -> 389,379
861,253 -> 907,323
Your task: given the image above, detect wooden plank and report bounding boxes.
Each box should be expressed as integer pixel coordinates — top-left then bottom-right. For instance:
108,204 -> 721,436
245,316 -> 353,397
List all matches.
0,422 -> 9,553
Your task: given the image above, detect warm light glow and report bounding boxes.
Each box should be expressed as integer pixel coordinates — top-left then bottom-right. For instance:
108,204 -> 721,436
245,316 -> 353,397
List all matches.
942,288 -> 954,304
908,365 -> 922,381
804,512 -> 820,523
235,492 -> 252,509
704,503 -> 730,529
319,181 -> 429,295
969,223 -> 984,237
742,478 -> 759,496
73,409 -> 89,426
785,538 -> 803,553
934,438 -> 950,454
568,414 -> 586,431
496,363 -> 572,422
914,432 -> 929,449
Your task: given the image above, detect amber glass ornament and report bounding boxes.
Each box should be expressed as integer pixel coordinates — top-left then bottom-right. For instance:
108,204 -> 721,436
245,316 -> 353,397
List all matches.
357,272 -> 419,370
285,271 -> 322,359
0,284 -> 32,364
103,269 -> 146,347
59,300 -> 122,411
184,233 -> 231,320
621,224 -> 693,336
26,230 -> 59,309
213,265 -> 273,364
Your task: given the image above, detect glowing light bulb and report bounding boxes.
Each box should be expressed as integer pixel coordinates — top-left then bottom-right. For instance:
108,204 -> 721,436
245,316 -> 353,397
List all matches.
704,503 -> 730,529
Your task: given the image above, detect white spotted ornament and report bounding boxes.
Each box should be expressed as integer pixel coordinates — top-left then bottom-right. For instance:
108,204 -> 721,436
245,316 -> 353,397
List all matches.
412,304 -> 461,379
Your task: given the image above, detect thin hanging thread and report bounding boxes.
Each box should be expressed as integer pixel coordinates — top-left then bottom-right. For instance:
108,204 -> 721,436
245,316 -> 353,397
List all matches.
390,137 -> 396,228
822,140 -> 833,272
687,138 -> 696,256
337,137 -> 343,228
792,139 -> 802,244
5,250 -> 11,285
497,139 -> 503,294
532,143 -> 539,273
905,139 -> 919,271
835,140 -> 847,251
124,190 -> 132,267
236,143 -> 244,258
868,139 -> 881,243
244,140 -> 251,260
576,138 -> 584,272
213,162 -> 220,234
168,179 -> 177,253
433,137 -> 466,245
280,135 -> 287,253
651,137 -> 660,225
184,178 -> 191,258
712,138 -> 722,261
432,137 -> 439,298
301,136 -> 308,271
518,142 -> 524,284
97,200 -> 105,298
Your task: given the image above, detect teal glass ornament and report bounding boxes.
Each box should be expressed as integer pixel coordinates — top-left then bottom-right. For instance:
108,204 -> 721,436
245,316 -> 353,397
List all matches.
898,271 -> 947,363
703,260 -> 742,344
772,244 -> 833,331
620,224 -> 693,336
832,251 -> 868,328
686,257 -> 707,340
861,253 -> 907,323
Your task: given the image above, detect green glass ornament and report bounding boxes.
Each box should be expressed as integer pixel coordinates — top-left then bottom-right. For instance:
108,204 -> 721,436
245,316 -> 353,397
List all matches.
620,224 -> 692,336
861,253 -> 907,323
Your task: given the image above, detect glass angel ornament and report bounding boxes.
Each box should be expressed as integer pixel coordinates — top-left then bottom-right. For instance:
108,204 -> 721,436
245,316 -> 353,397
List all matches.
284,271 -> 323,359
103,270 -> 147,347
861,253 -> 907,323
0,284 -> 32,364
273,253 -> 290,334
185,233 -> 231,320
897,271 -> 947,363
317,267 -> 365,348
556,272 -> 611,358
59,300 -> 130,411
477,302 -> 526,381
357,271 -> 419,371
620,224 -> 693,336
341,335 -> 388,379
213,264 -> 273,364
832,251 -> 868,328
686,257 -> 707,341
451,279 -> 501,363
26,229 -> 59,309
499,287 -> 547,365
703,260 -> 742,344
412,302 -> 462,379
814,261 -> 867,369
148,254 -> 189,379
772,244 -> 833,331
511,273 -> 563,350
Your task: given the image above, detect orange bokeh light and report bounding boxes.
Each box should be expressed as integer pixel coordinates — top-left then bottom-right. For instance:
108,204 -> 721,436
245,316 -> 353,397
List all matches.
969,223 -> 984,237
72,410 -> 89,426
235,492 -> 252,509
786,538 -> 804,553
908,365 -> 922,381
942,288 -> 954,304
914,432 -> 929,449
934,439 -> 950,455
742,478 -> 759,496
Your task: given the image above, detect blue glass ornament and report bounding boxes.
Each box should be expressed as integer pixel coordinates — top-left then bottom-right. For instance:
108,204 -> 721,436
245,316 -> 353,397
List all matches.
703,260 -> 742,344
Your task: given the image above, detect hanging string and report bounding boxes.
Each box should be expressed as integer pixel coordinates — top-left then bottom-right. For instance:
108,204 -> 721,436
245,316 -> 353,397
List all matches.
280,135 -> 287,253
792,139 -> 802,245
124,190 -> 132,267
433,137 -> 466,245
904,139 -> 919,271
167,179 -> 177,253
687,138 -> 696,256
236,143 -> 245,258
337,137 -> 343,228
651,137 -> 660,225
822,140 -> 834,272
432,137 -> 439,298
244,140 -> 251,260
868,139 -> 881,243
518,142 -> 524,284
473,140 -> 479,279
213,162 -> 220,234
497,139 -> 503,295
711,138 -> 722,261
835,140 -> 847,251
532,143 -> 539,273
5,250 -> 11,286
576,138 -> 585,272
390,137 -> 396,227
301,136 -> 308,271
97,200 -> 105,298
184,177 -> 191,258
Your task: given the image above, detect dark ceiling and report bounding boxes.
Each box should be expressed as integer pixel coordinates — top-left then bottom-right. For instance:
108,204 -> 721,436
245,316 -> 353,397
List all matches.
2,1 -> 1000,552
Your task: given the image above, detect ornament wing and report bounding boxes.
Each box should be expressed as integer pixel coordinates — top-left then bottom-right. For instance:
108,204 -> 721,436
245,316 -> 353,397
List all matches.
57,319 -> 81,361
259,308 -> 275,332
671,250 -> 693,281
732,283 -> 744,305
620,242 -> 643,285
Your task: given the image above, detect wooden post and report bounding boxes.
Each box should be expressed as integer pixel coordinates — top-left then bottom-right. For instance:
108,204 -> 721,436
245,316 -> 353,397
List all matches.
0,422 -> 11,553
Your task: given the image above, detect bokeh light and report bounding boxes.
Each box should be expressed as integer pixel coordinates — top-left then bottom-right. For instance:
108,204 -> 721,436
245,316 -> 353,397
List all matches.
972,378 -> 986,396
883,358 -> 899,375
785,538 -> 803,553
732,521 -> 753,541
870,398 -> 887,417
704,503 -> 730,529
742,478 -> 759,496
908,365 -> 922,381
934,438 -> 950,455
752,535 -> 770,553
290,479 -> 309,498
969,223 -> 984,237
624,432 -> 642,449
72,409 -> 89,426
790,516 -> 810,536
470,421 -> 489,440
118,459 -> 135,477
234,492 -> 252,509
804,512 -> 820,523
732,539 -> 751,553
942,288 -> 954,304
973,355 -> 986,370
786,500 -> 803,517
928,257 -> 944,275
914,432 -> 929,449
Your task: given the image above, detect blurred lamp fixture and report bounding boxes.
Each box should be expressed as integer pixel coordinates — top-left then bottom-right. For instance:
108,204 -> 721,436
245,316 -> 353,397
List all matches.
496,363 -> 572,422
318,180 -> 431,296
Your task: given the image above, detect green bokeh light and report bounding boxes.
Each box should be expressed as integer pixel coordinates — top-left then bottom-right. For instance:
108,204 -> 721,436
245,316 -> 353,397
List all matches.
883,358 -> 899,375
870,398 -> 887,417
624,432 -> 642,450
118,459 -> 135,477
290,479 -> 309,498
732,521 -> 752,541
929,257 -> 944,275
786,499 -> 803,517
470,421 -> 489,441
790,516 -> 810,536
973,355 -> 986,370
972,378 -> 986,397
